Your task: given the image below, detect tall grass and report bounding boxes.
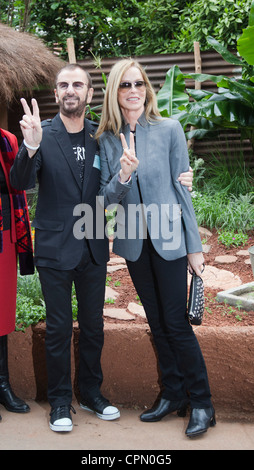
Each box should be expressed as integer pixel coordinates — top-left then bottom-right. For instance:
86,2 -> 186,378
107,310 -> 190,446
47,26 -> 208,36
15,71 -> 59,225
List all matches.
190,150 -> 254,233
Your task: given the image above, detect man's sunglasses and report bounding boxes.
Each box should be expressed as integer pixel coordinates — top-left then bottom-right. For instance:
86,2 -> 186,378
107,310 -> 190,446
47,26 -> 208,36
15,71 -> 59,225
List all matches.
118,80 -> 146,92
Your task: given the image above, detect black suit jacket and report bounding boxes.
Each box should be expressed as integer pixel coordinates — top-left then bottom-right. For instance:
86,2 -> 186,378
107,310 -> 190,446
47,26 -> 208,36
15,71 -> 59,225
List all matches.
10,114 -> 109,269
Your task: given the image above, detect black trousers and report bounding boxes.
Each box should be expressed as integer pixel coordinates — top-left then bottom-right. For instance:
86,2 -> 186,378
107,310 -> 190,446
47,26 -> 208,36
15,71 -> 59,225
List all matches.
126,237 -> 212,409
37,243 -> 107,409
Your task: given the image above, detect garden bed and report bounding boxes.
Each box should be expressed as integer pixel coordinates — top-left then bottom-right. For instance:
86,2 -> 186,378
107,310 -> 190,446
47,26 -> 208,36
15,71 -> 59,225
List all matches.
105,228 -> 254,327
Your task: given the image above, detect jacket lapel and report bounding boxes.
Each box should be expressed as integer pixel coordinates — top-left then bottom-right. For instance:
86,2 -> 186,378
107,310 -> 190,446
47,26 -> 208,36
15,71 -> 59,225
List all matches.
51,114 -> 82,190
82,119 -> 98,197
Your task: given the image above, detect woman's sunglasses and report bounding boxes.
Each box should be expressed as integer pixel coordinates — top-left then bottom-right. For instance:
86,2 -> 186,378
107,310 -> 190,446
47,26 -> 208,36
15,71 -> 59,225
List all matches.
118,80 -> 146,92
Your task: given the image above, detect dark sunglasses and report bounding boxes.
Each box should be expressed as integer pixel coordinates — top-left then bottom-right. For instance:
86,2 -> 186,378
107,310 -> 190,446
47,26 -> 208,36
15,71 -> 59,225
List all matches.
119,80 -> 146,91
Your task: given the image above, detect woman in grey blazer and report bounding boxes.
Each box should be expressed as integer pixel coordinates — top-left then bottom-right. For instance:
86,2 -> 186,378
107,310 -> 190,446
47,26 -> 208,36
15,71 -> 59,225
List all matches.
97,58 -> 215,438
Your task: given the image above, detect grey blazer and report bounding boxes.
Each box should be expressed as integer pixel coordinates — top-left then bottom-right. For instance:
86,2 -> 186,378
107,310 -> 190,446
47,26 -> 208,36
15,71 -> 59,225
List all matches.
99,113 -> 202,262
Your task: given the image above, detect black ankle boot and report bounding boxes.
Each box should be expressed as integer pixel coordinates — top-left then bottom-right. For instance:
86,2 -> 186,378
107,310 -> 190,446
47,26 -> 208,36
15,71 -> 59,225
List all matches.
0,335 -> 30,413
140,397 -> 189,422
185,406 -> 216,437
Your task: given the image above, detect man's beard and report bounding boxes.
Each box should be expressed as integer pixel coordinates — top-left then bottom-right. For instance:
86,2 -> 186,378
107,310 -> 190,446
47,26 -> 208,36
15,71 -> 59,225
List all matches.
60,95 -> 87,118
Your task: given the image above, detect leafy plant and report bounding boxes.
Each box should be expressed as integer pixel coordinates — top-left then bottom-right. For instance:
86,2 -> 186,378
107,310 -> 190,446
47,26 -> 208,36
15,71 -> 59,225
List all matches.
217,230 -> 249,247
157,1 -> 254,153
191,190 -> 254,232
15,295 -> 45,332
17,270 -> 43,306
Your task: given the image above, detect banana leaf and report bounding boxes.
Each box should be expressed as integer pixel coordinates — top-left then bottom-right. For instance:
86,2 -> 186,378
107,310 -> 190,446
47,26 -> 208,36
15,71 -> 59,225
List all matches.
184,73 -> 254,107
157,65 -> 189,117
207,36 -> 243,66
237,26 -> 254,65
183,98 -> 254,129
237,1 -> 254,65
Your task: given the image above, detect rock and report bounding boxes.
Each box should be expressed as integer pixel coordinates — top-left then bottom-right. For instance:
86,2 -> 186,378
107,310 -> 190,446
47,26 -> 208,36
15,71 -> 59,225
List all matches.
200,265 -> 242,290
199,227 -> 213,238
127,302 -> 146,318
236,250 -> 250,256
108,257 -> 126,265
107,264 -> 127,273
245,259 -> 251,265
103,308 -> 135,321
215,255 -> 237,264
105,286 -> 120,300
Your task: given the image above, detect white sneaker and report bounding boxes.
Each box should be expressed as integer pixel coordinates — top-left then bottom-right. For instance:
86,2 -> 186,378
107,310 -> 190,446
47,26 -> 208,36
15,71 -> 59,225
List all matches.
80,395 -> 120,421
49,405 -> 75,432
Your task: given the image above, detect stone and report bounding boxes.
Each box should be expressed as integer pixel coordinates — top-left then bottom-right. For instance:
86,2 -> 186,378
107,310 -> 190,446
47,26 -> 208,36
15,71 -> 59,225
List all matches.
198,227 -> 213,238
216,282 -> 254,311
236,250 -> 250,256
127,302 -> 146,318
107,264 -> 127,273
105,286 -> 120,300
103,308 -> 135,321
194,265 -> 242,290
215,255 -> 237,264
108,256 -> 126,265
202,244 -> 211,253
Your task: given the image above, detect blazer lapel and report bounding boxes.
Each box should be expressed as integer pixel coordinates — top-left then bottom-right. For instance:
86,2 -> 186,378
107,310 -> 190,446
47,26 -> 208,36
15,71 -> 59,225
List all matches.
51,114 -> 82,190
82,119 -> 98,197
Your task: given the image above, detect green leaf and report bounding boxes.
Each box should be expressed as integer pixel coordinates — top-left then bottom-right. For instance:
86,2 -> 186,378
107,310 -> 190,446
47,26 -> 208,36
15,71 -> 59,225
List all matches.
157,65 -> 189,117
207,36 -> 242,66
237,26 -> 254,65
248,0 -> 254,27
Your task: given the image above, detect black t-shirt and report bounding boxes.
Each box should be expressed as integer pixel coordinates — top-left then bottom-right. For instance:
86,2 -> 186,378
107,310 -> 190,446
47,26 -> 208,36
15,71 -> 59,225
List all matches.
68,130 -> 86,183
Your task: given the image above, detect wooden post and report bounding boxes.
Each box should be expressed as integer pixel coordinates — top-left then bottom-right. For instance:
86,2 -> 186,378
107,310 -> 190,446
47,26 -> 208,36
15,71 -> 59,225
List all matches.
67,37 -> 76,63
193,41 -> 202,90
188,41 -> 202,149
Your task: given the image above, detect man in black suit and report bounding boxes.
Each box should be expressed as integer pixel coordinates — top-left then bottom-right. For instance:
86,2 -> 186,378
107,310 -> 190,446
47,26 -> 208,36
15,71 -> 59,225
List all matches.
10,64 -> 120,432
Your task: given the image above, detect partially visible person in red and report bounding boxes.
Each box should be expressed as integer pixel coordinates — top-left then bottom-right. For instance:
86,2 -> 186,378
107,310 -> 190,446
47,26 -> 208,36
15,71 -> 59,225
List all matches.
0,127 -> 34,422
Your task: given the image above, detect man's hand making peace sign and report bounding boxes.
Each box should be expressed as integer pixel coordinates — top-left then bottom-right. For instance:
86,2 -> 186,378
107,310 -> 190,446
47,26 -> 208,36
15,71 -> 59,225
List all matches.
19,98 -> 42,158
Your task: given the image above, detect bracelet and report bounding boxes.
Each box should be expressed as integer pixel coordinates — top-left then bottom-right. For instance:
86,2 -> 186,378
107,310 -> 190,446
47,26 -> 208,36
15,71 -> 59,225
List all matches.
23,139 -> 40,151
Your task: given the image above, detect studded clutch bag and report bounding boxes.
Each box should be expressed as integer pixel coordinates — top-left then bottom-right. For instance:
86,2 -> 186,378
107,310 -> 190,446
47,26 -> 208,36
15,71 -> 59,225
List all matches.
188,272 -> 204,325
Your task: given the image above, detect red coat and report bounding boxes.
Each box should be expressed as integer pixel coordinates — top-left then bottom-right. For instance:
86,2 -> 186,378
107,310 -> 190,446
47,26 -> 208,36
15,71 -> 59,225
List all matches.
0,128 -> 34,335
0,128 -> 34,272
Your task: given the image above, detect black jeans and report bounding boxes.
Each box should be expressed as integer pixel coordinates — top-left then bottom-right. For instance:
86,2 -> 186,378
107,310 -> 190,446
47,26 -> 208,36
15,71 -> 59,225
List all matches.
127,237 -> 212,408
37,244 -> 107,409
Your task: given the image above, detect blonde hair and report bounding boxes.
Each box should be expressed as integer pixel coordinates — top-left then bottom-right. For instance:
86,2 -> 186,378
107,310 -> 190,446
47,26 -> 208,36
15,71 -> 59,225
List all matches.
96,58 -> 161,139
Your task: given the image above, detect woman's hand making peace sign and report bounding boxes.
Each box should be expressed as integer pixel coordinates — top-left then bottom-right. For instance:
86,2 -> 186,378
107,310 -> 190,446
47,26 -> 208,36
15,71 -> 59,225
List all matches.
19,98 -> 42,158
119,132 -> 139,183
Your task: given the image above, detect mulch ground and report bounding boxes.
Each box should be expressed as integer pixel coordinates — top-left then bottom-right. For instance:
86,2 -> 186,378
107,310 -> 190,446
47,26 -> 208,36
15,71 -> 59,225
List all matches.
105,229 -> 254,327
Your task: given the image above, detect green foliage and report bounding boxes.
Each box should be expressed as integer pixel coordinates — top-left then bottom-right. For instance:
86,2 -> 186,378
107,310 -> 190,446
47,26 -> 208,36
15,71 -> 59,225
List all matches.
0,0 -> 252,57
157,3 -> 254,153
15,295 -> 45,332
17,269 -> 43,306
168,0 -> 252,53
16,270 -> 45,331
157,65 -> 189,117
217,230 -> 249,248
190,151 -> 254,236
